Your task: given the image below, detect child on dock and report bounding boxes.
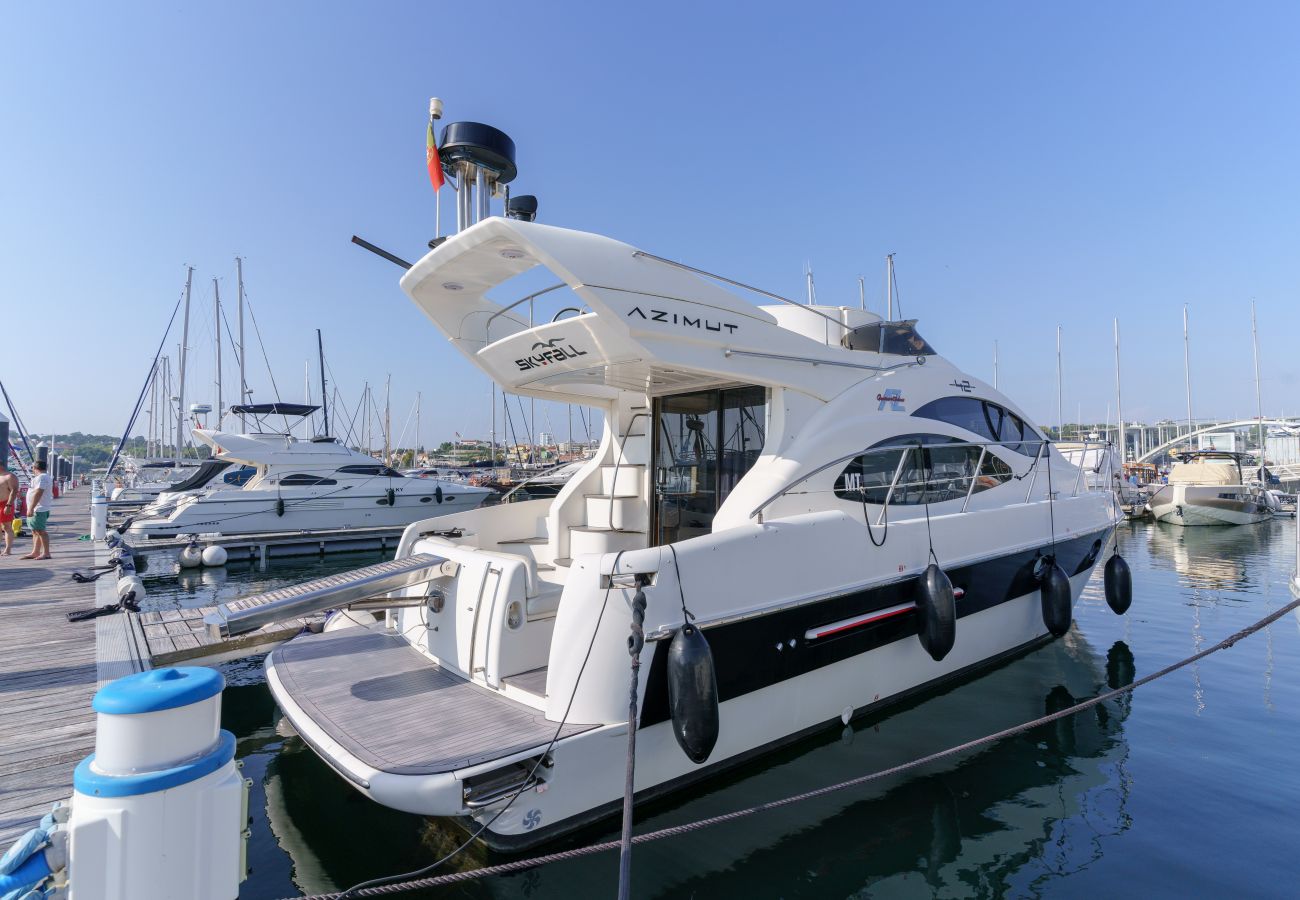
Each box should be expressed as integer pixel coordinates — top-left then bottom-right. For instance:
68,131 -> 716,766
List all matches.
22,460 -> 51,560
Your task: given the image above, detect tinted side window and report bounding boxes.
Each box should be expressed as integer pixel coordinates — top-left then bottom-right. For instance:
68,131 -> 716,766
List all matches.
912,397 -> 1041,457
912,397 -> 994,440
280,474 -> 337,486
337,465 -> 383,476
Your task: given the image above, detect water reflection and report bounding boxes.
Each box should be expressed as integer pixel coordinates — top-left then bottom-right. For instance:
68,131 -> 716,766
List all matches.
1142,519 -> 1282,592
250,632 -> 1134,898
138,549 -> 394,613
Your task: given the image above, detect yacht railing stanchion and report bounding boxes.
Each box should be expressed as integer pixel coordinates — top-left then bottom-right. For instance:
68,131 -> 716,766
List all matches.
962,446 -> 989,513
1024,440 -> 1047,502
878,448 -> 913,526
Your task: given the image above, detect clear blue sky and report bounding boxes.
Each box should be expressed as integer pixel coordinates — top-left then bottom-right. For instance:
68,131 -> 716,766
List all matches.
4,1 -> 1298,443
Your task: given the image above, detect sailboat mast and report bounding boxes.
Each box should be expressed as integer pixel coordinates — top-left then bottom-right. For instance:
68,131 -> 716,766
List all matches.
993,340 -> 999,390
416,392 -> 421,464
316,329 -> 330,438
384,375 -> 391,465
858,276 -> 866,311
213,278 -> 222,426
304,361 -> 312,439
236,257 -> 247,429
1183,304 -> 1193,445
176,267 -> 193,459
1055,325 -> 1063,440
147,360 -> 157,458
1114,318 -> 1125,463
1251,300 -> 1264,457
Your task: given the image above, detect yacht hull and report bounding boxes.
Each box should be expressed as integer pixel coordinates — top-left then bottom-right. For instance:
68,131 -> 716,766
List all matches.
266,525 -> 1112,849
1148,484 -> 1270,526
126,488 -> 486,539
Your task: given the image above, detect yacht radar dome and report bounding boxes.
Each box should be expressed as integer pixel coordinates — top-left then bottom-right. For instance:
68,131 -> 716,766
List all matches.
439,122 -> 517,183
438,120 -> 518,232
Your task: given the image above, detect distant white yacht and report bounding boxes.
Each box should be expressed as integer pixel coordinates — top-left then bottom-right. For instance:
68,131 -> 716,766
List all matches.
1147,450 -> 1271,526
126,403 -> 491,540
110,457 -> 202,501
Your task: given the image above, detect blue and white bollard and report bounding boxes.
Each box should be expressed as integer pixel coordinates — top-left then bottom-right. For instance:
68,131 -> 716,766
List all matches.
66,668 -> 249,900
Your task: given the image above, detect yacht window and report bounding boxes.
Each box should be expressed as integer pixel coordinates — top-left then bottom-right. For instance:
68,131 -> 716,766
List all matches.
834,435 -> 1013,505
841,320 -> 937,355
280,474 -> 337,486
911,397 -> 1041,457
337,465 -> 404,478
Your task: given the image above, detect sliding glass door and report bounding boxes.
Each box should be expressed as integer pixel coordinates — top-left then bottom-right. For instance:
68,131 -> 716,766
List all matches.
652,386 -> 765,545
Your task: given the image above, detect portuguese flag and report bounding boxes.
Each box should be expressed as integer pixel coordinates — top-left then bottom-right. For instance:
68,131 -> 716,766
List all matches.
426,121 -> 444,192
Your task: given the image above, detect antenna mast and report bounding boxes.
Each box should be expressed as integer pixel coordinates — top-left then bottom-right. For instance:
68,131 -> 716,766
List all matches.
885,254 -> 895,320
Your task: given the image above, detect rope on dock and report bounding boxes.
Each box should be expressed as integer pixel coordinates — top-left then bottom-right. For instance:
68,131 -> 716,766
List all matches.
291,592 -> 1300,899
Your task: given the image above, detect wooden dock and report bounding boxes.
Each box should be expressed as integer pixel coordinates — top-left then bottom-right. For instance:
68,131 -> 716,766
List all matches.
0,492 -> 339,846
0,492 -> 100,845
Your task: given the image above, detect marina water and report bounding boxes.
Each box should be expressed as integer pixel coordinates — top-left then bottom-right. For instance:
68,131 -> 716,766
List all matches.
185,520 -> 1299,898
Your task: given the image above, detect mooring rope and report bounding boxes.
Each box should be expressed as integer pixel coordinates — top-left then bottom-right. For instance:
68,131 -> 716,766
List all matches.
291,592 -> 1300,900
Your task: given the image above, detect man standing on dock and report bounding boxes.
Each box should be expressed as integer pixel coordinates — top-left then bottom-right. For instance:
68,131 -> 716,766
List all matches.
0,460 -> 17,556
22,460 -> 52,560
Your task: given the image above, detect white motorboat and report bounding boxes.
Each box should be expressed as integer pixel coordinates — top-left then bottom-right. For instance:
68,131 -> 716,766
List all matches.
213,119 -> 1127,850
110,457 -> 202,501
1146,450 -> 1271,526
125,403 -> 491,540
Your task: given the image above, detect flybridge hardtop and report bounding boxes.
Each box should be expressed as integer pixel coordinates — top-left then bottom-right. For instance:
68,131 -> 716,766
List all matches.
400,217 -> 948,404
192,427 -> 359,468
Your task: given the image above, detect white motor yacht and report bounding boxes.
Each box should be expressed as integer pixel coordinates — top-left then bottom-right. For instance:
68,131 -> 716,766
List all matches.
1146,450 -> 1270,526
210,120 -> 1128,850
126,404 -> 491,540
110,457 -> 202,501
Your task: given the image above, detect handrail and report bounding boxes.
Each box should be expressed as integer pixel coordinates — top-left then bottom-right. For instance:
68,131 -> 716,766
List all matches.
609,412 -> 650,530
483,282 -> 570,341
632,250 -> 852,334
749,438 -> 1076,522
722,348 -> 924,373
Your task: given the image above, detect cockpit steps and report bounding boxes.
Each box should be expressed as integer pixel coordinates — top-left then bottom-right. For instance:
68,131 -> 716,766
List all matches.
569,525 -> 646,556
601,463 -> 643,497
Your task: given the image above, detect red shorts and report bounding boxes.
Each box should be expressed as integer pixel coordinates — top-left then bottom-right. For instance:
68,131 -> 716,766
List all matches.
0,506 -> 13,525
